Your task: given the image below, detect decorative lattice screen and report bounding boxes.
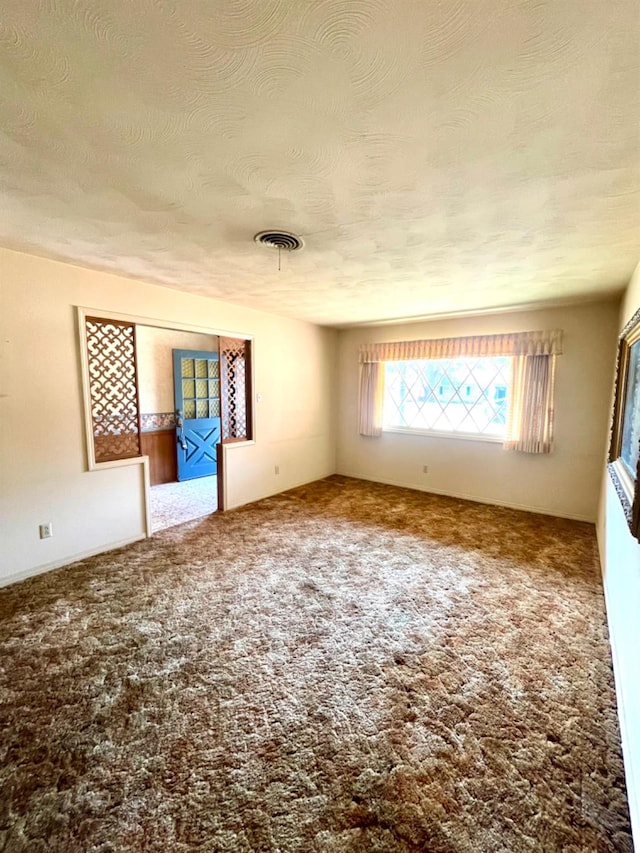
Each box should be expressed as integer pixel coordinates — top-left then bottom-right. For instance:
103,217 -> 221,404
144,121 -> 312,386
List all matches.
85,317 -> 141,462
220,337 -> 252,441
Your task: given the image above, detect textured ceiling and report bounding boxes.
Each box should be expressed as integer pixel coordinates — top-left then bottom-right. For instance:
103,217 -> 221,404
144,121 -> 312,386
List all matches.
1,1 -> 639,326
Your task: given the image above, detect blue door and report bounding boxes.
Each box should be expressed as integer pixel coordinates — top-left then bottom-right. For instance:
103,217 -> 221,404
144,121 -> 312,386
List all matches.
173,349 -> 221,481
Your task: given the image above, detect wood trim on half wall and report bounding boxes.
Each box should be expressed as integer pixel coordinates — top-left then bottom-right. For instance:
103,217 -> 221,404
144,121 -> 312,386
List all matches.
216,443 -> 225,511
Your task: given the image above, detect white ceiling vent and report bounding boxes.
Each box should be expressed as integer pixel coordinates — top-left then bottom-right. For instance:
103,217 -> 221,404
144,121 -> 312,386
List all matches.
254,230 -> 304,252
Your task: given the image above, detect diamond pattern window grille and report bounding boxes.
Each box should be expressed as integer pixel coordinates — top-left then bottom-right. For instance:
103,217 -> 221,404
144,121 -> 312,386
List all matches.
85,317 -> 141,462
384,357 -> 511,436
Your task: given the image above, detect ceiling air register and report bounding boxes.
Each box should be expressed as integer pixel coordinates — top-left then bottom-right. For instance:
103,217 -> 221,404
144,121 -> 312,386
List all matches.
254,230 -> 304,270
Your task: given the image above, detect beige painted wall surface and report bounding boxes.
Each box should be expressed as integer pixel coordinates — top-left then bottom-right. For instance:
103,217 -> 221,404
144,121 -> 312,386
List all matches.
597,261 -> 640,844
136,326 -> 217,415
0,248 -> 337,585
336,300 -> 619,521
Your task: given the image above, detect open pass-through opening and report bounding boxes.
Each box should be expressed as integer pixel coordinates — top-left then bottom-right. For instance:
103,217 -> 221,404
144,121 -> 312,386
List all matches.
82,314 -> 252,533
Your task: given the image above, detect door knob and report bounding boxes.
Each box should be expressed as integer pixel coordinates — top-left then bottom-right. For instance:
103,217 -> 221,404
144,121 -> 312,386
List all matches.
176,409 -> 186,450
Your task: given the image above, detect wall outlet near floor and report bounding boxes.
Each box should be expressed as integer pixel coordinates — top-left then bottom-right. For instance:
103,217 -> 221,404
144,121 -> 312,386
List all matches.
422,465 -> 429,474
39,522 -> 53,539
274,465 -> 280,475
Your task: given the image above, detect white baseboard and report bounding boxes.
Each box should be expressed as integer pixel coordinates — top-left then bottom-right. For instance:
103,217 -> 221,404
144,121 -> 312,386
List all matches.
3,472 -> 337,587
0,535 -> 146,589
224,469 -> 337,511
336,470 -> 594,523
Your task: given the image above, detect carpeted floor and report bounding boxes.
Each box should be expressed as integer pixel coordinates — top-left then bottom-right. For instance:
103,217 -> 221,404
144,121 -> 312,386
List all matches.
0,476 -> 632,852
149,475 -> 217,533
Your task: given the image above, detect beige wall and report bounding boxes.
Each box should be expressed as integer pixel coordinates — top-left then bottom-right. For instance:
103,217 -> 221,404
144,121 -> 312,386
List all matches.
136,326 -> 217,415
0,248 -> 337,585
597,261 -> 640,843
336,300 -> 619,521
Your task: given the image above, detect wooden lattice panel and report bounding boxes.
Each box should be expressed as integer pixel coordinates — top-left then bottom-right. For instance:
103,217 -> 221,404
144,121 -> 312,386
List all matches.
85,317 -> 141,462
220,337 -> 251,441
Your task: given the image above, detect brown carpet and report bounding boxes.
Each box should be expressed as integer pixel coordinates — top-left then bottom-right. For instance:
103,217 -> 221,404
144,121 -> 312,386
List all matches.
0,476 -> 632,852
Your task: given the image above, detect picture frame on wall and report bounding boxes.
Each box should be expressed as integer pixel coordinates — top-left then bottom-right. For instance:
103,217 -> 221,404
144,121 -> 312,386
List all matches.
608,306 -> 640,540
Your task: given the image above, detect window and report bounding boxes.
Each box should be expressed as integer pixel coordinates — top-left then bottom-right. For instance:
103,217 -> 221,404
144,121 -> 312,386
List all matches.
383,356 -> 511,437
608,306 -> 640,540
358,329 -> 562,452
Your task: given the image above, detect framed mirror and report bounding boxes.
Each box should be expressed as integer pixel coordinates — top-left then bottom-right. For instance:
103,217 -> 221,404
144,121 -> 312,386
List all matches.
608,306 -> 640,539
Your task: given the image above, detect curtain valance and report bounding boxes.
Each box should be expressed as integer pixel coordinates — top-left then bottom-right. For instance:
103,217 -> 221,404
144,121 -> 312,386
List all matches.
358,329 -> 563,364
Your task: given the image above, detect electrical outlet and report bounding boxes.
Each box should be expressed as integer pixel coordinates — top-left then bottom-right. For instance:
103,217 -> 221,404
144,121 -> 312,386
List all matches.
422,465 -> 429,474
275,465 -> 280,475
39,522 -> 53,539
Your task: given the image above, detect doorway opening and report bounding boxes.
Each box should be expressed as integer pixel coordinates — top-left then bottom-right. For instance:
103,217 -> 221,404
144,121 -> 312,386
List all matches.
137,328 -> 219,533
148,477 -> 218,532
80,309 -> 253,537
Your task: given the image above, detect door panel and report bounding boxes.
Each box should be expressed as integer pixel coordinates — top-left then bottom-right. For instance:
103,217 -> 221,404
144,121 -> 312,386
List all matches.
173,348 -> 220,481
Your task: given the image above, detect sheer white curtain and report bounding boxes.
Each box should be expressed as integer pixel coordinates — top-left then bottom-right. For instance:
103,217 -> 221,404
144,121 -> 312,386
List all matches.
504,354 -> 556,454
358,362 -> 384,437
357,329 -> 562,451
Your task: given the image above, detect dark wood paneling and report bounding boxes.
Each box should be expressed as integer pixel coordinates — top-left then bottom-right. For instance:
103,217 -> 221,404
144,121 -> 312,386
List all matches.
140,429 -> 177,485
216,442 -> 225,511
94,433 -> 141,463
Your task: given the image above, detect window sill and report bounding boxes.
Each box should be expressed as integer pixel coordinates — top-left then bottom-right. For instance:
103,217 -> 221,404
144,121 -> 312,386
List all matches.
610,457 -> 634,505
382,427 -> 504,444
88,454 -> 148,472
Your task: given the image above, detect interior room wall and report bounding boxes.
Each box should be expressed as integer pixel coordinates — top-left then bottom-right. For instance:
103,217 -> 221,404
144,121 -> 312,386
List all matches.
597,261 -> 640,844
0,247 -> 337,586
136,326 -> 218,416
336,300 -> 619,522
